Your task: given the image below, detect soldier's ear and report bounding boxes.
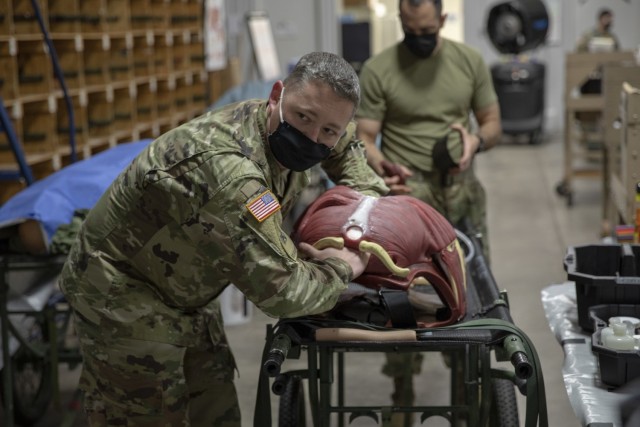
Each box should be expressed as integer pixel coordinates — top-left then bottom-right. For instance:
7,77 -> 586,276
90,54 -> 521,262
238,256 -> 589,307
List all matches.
268,81 -> 285,108
439,13 -> 448,29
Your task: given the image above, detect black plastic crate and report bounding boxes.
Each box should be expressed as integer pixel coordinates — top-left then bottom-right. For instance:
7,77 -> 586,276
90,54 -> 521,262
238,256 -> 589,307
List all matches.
589,304 -> 640,387
564,244 -> 640,331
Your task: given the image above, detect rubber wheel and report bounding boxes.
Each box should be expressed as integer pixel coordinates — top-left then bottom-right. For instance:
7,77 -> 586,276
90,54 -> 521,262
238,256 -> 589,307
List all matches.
488,378 -> 519,427
278,375 -> 306,427
0,318 -> 54,425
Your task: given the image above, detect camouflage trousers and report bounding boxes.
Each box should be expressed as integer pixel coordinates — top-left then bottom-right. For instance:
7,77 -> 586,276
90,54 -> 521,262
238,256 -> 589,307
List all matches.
74,315 -> 241,427
405,166 -> 489,261
383,166 -> 489,380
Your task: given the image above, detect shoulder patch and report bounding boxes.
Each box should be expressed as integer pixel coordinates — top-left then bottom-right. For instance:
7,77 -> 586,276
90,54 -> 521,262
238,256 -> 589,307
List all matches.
239,180 -> 263,200
246,190 -> 281,222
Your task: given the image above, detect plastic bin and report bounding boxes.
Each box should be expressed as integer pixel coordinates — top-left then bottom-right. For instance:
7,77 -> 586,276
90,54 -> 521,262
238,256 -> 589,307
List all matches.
564,244 -> 640,331
589,304 -> 640,387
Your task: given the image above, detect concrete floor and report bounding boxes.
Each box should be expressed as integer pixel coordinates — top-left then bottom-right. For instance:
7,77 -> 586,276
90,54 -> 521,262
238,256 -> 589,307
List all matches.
4,130 -> 605,426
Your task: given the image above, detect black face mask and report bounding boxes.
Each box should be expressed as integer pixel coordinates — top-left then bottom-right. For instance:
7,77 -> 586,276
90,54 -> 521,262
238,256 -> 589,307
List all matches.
403,31 -> 438,58
268,87 -> 331,172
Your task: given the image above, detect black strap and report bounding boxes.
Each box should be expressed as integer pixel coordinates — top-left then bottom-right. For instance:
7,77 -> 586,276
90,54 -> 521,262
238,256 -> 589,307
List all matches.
379,290 -> 417,328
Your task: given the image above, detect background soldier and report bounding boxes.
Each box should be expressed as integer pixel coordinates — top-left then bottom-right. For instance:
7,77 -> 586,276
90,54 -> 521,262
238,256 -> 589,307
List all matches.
355,0 -> 501,424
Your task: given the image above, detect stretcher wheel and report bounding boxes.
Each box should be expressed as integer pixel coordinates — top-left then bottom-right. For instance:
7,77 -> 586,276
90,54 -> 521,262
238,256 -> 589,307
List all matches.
489,378 -> 519,427
555,180 -> 574,207
278,375 -> 306,427
0,319 -> 53,425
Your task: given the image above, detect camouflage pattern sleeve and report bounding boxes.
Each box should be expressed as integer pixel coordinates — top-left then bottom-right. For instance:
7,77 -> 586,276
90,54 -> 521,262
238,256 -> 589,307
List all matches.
321,121 -> 389,197
216,176 -> 351,319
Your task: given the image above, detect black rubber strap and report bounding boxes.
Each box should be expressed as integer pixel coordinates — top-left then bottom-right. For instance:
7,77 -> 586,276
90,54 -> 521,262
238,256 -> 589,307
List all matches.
379,290 -> 417,329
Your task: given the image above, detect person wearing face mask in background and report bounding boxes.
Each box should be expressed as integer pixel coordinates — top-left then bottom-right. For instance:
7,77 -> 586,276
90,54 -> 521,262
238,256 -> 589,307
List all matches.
58,51 -> 388,426
355,0 -> 501,424
576,8 -> 620,53
357,0 -> 500,257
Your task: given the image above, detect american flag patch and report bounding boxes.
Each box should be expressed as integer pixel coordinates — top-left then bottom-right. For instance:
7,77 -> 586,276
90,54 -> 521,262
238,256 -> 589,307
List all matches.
246,190 -> 281,222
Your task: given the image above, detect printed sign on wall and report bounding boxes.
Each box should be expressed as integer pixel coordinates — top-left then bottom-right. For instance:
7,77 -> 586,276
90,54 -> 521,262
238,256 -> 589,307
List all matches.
205,0 -> 227,71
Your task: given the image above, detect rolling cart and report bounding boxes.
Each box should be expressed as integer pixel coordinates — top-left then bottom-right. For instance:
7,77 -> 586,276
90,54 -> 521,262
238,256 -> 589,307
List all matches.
253,231 -> 548,427
556,51 -> 635,207
0,254 -> 83,427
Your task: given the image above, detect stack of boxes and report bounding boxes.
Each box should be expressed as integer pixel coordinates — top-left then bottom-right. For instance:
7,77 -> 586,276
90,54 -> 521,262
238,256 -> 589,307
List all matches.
0,0 -> 209,201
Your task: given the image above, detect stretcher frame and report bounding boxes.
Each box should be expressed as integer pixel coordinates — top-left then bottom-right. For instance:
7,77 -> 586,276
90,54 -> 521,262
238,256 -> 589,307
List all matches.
254,232 -> 548,427
0,253 -> 82,427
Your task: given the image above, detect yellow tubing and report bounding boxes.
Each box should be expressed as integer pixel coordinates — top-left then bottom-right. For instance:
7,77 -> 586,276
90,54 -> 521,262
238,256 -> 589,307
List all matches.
359,241 -> 410,278
312,238 -> 411,278
312,237 -> 345,250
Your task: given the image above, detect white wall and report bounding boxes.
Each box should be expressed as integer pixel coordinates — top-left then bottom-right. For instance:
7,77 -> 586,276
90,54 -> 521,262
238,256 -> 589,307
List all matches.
370,0 -> 402,55
224,0 -> 640,128
441,0 -> 465,43
462,0 -> 640,134
224,0 -> 339,82
263,0 -> 317,73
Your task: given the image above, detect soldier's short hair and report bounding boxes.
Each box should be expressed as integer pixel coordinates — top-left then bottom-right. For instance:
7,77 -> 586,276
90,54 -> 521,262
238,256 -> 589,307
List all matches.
598,8 -> 612,20
284,52 -> 360,111
399,0 -> 443,16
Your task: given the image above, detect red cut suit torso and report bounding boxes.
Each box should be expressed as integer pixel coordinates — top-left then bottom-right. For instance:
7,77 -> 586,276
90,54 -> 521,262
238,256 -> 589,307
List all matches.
293,186 -> 467,327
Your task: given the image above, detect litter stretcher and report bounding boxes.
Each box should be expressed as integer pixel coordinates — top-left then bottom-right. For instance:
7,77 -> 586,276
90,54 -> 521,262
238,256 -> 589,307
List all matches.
253,187 -> 548,427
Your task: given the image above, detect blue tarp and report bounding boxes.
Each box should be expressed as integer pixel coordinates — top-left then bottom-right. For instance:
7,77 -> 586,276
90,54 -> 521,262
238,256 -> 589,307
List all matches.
0,139 -> 152,244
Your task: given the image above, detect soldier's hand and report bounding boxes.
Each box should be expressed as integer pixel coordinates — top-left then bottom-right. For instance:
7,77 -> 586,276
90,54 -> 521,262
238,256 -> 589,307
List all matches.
384,175 -> 412,195
298,242 -> 371,278
379,160 -> 412,195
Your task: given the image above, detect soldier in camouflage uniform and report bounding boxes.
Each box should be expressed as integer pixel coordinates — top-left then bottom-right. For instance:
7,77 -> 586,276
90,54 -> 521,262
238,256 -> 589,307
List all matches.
354,0 -> 502,424
59,51 -> 388,426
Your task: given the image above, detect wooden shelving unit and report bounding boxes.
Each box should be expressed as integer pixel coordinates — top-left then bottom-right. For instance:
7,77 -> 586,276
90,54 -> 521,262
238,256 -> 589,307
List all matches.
607,82 -> 640,238
0,0 -> 208,199
557,51 -> 635,206
601,63 -> 640,230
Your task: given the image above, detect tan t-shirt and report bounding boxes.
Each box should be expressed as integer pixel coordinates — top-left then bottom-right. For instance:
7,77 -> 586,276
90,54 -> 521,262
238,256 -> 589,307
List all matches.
357,38 -> 497,172
576,29 -> 620,53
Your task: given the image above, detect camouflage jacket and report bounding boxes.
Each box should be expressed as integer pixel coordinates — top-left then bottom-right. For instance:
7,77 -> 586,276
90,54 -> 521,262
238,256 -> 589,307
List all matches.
59,100 -> 388,345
